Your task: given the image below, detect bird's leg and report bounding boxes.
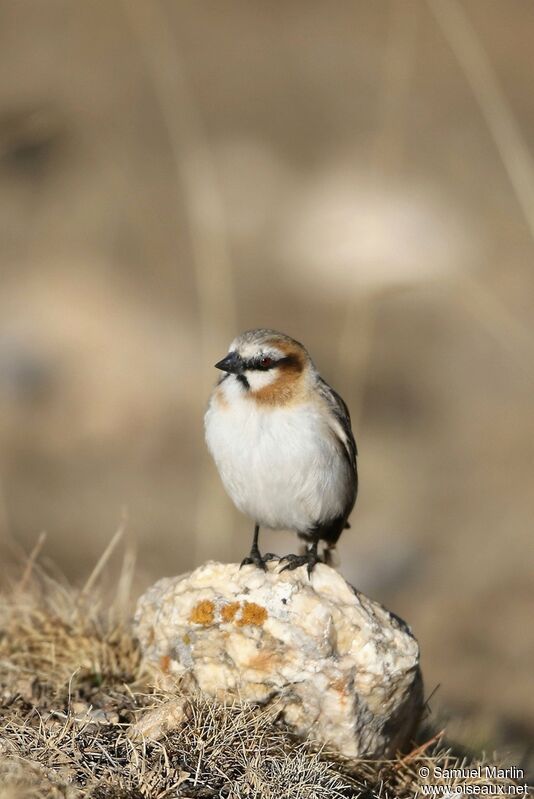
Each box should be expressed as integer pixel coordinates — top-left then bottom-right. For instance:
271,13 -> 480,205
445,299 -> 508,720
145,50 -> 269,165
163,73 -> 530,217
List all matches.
240,524 -> 270,571
279,539 -> 322,578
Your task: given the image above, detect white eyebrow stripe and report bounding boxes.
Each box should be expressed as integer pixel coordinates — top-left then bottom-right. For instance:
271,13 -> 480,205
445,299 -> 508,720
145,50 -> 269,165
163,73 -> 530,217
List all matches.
238,343 -> 284,360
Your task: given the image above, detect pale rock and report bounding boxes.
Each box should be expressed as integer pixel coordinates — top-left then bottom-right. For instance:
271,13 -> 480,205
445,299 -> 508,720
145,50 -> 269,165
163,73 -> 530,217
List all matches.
134,561 -> 423,759
129,698 -> 189,741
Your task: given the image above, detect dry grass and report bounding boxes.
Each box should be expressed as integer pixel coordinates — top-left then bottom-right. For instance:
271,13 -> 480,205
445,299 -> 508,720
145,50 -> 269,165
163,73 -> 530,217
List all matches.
0,557 -> 526,798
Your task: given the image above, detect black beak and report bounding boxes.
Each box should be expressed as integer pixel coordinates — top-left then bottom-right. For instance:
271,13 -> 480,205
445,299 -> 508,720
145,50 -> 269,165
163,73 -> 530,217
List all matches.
214,351 -> 243,374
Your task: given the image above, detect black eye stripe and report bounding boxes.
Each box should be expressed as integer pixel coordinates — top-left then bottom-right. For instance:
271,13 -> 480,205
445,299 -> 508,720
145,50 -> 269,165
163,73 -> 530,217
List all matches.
242,357 -> 274,371
242,354 -> 300,372
245,356 -> 279,371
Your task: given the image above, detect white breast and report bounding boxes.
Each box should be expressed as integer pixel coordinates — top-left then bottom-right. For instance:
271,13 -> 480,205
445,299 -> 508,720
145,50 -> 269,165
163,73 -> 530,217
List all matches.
204,383 -> 352,533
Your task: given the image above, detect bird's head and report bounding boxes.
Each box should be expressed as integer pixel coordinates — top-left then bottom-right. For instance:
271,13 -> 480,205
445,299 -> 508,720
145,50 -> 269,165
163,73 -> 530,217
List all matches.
214,329 -> 312,405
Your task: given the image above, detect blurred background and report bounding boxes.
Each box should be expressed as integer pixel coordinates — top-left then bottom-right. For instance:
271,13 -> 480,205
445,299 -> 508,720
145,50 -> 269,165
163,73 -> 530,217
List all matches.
0,0 -> 533,763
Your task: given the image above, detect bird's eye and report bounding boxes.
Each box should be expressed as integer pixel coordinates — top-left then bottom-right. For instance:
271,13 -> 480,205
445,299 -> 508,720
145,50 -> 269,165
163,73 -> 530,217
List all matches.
259,355 -> 274,369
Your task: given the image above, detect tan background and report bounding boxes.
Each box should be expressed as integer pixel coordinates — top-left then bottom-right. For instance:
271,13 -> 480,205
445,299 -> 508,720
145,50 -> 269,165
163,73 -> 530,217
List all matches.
0,0 -> 533,760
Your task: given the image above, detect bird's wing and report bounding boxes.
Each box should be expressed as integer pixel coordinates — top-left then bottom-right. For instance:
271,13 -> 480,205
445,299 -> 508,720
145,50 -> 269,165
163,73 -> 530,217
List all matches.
316,377 -> 358,471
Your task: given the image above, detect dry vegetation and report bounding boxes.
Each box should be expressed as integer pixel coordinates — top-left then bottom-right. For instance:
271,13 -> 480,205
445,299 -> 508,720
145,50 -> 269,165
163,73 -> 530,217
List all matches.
0,555 -> 525,799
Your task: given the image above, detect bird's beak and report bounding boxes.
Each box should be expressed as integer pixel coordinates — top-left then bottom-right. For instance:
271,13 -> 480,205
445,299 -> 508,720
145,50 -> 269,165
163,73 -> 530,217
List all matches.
214,351 -> 243,374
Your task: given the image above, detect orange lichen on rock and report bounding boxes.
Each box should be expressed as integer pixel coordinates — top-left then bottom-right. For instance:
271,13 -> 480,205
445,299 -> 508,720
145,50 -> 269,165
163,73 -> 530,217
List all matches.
189,599 -> 266,627
236,601 -> 268,627
221,601 -> 240,622
189,600 -> 215,625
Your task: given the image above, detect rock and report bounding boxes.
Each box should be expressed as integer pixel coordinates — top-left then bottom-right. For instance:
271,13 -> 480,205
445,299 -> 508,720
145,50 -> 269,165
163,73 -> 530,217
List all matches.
133,561 -> 423,759
129,698 -> 189,741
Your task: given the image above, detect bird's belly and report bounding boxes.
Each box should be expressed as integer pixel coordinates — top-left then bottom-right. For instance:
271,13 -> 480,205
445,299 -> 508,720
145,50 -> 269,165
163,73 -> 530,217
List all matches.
205,401 -> 350,531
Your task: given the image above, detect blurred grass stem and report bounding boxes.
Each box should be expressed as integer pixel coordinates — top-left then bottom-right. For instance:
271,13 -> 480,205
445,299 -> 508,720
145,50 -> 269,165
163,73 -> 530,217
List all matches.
428,0 -> 534,372
81,517 -> 126,597
428,0 -> 534,244
119,0 -> 237,565
17,531 -> 47,592
337,1 -> 418,427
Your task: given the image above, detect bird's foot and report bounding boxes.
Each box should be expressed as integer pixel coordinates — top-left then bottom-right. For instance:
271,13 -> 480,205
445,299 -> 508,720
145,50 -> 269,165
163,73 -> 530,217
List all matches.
279,548 -> 322,578
240,547 -> 277,571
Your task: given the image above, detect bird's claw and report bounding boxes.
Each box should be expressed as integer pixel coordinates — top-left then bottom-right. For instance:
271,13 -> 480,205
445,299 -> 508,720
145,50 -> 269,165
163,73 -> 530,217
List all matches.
263,553 -> 280,562
279,550 -> 321,578
240,555 -> 267,571
240,546 -> 276,571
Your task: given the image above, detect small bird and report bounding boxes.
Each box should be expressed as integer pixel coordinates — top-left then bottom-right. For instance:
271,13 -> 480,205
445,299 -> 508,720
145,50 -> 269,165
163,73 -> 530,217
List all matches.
204,329 -> 358,574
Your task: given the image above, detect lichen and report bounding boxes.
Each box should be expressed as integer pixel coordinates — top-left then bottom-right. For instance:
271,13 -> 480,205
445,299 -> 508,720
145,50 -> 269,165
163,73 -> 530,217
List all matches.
189,599 -> 215,625
221,601 -> 240,622
237,601 -> 268,627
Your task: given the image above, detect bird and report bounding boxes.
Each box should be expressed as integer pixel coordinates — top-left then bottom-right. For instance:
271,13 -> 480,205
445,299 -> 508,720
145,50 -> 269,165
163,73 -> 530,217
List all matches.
204,328 -> 358,575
